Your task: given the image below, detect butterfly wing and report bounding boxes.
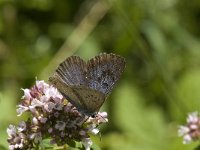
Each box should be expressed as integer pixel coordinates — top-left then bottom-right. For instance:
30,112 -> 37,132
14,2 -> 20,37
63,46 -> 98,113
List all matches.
49,74 -> 105,115
71,85 -> 106,115
49,73 -> 84,110
49,53 -> 125,115
55,56 -> 87,86
87,53 -> 125,95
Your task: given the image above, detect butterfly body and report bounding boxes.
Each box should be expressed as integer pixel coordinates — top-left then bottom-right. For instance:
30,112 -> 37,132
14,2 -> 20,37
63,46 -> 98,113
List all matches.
49,53 -> 125,116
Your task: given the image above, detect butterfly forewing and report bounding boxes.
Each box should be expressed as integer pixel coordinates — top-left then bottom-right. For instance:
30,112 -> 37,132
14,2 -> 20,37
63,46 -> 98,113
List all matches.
56,56 -> 87,86
87,53 -> 125,95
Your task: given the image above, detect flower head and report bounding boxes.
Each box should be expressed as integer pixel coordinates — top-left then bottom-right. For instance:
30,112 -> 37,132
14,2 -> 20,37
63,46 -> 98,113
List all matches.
178,112 -> 200,144
7,80 -> 108,150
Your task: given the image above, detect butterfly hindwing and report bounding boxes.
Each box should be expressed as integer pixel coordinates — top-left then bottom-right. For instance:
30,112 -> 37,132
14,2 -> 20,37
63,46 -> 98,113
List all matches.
49,73 -> 84,110
49,74 -> 105,115
87,53 -> 125,95
72,85 -> 106,115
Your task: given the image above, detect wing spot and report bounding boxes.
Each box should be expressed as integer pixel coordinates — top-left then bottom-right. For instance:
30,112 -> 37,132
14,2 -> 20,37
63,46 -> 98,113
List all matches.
102,82 -> 108,88
97,77 -> 101,82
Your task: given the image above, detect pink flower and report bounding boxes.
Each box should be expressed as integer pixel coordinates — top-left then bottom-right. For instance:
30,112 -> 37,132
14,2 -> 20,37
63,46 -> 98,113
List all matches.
55,121 -> 66,131
21,89 -> 32,100
178,112 -> 200,144
36,80 -> 49,91
8,80 -> 108,150
82,138 -> 93,150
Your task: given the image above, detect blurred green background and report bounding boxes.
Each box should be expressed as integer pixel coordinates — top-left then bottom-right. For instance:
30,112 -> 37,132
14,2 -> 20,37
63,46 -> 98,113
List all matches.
0,0 -> 200,149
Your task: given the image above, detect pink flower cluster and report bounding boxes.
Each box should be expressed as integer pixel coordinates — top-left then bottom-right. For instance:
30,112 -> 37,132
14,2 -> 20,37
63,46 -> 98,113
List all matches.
7,80 -> 108,150
178,112 -> 200,144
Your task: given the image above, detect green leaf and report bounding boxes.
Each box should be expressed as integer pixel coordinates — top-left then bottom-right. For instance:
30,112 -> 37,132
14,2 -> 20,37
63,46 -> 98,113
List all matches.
0,145 -> 7,150
172,69 -> 200,120
91,142 -> 101,150
39,139 -> 54,150
194,145 -> 200,150
109,82 -> 167,150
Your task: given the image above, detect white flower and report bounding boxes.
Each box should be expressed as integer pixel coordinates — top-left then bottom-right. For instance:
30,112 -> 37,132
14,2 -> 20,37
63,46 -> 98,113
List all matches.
17,121 -> 26,132
88,124 -> 99,135
48,128 -> 53,133
39,116 -> 48,123
31,98 -> 44,108
87,111 -> 108,124
82,138 -> 93,150
178,126 -> 189,136
7,125 -> 17,138
21,88 -> 32,100
98,112 -> 107,118
9,145 -> 15,150
40,95 -> 49,102
98,112 -> 108,123
187,112 -> 198,123
55,121 -> 66,131
90,128 -> 99,134
178,111 -> 200,144
44,86 -> 63,100
13,137 -> 24,148
32,117 -> 39,125
30,132 -> 42,143
16,105 -> 29,116
36,80 -> 49,91
7,125 -> 26,150
44,101 -> 55,112
9,137 -> 24,149
183,134 -> 192,144
54,103 -> 63,110
28,106 -> 37,114
190,124 -> 198,130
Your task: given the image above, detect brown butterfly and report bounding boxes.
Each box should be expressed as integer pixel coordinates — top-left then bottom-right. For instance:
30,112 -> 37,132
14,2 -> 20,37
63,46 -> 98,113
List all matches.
49,53 -> 125,116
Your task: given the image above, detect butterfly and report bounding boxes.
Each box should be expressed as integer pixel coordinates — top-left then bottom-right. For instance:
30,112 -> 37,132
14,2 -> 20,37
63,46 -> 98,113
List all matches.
49,53 -> 125,116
